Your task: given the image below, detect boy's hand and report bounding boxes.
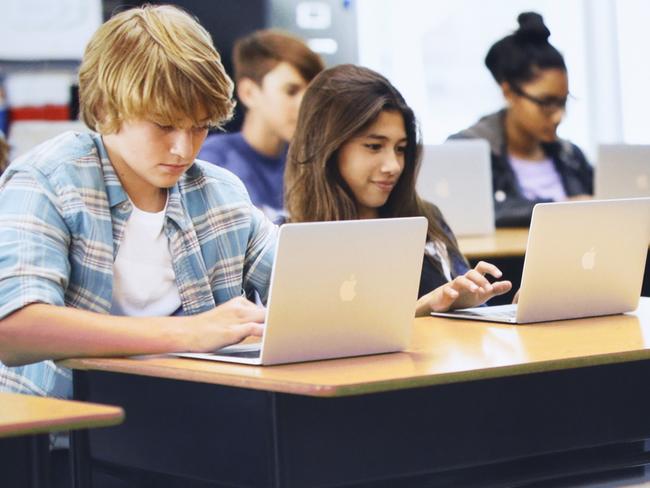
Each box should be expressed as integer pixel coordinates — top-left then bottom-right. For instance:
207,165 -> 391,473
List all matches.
184,297 -> 265,352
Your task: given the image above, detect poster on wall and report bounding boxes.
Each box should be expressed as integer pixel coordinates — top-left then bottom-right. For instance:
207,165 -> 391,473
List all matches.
0,0 -> 102,60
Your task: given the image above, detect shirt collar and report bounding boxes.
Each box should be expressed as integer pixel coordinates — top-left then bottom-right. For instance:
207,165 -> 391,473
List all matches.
91,132 -> 193,231
92,132 -> 129,209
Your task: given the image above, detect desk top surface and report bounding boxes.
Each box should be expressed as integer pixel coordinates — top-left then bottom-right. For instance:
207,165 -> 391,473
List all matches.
457,228 -> 529,259
61,298 -> 650,398
457,227 -> 650,260
0,393 -> 124,438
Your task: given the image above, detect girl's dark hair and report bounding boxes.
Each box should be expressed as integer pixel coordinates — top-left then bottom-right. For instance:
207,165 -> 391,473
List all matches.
285,64 -> 465,264
485,12 -> 566,86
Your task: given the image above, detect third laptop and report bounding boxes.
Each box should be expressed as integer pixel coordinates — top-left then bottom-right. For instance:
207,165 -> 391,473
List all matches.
430,198 -> 650,324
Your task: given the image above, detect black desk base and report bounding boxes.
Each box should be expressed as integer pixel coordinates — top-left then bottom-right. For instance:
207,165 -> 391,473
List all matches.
72,358 -> 650,487
0,434 -> 50,488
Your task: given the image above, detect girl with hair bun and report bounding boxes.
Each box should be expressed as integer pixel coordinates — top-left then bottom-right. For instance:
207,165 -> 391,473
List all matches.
450,12 -> 593,227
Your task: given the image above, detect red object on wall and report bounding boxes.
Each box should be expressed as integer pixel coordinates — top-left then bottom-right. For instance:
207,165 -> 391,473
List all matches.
9,105 -> 70,121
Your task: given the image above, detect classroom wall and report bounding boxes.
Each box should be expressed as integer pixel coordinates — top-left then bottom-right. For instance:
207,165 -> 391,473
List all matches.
357,0 -> 650,162
0,0 -> 648,163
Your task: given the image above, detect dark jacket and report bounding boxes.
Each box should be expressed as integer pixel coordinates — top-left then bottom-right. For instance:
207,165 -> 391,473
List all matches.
449,110 -> 593,227
418,203 -> 469,298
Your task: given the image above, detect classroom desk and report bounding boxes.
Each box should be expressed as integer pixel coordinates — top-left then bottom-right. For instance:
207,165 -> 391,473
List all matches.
457,227 -> 528,260
457,227 -> 650,260
63,298 -> 650,487
0,393 -> 124,488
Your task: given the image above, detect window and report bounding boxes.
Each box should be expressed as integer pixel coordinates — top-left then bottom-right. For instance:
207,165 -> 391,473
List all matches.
357,0 -> 649,162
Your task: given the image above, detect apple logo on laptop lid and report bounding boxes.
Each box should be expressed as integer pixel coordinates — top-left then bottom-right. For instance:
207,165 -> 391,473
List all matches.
581,247 -> 597,271
636,174 -> 649,191
339,274 -> 357,302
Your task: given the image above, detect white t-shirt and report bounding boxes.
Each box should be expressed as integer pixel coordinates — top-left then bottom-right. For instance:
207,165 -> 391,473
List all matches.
110,196 -> 182,316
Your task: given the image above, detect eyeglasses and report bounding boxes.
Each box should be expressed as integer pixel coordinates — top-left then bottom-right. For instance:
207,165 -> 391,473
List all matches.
510,84 -> 569,115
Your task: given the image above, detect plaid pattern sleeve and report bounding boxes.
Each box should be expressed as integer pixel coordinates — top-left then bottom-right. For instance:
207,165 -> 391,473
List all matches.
170,161 -> 277,312
0,132 -> 277,398
243,204 -> 277,304
189,165 -> 277,304
0,170 -> 71,319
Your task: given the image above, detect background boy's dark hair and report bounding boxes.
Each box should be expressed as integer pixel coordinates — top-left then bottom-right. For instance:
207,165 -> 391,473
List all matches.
0,134 -> 8,174
485,12 -> 566,86
233,29 -> 324,85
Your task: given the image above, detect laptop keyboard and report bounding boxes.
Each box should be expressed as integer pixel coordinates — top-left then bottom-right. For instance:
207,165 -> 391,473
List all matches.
214,343 -> 262,358
216,349 -> 261,359
456,305 -> 517,320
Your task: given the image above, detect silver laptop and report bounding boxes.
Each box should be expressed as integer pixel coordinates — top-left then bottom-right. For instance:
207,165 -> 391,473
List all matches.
416,140 -> 495,236
596,144 -> 650,199
175,217 -> 428,364
431,198 -> 650,324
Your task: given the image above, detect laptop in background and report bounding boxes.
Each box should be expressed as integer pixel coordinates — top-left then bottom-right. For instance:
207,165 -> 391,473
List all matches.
416,140 -> 495,237
596,144 -> 650,199
431,198 -> 650,324
176,217 -> 428,364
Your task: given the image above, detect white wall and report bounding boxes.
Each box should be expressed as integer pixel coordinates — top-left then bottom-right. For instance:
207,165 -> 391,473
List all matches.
357,0 -> 648,162
0,0 -> 101,60
617,0 -> 650,144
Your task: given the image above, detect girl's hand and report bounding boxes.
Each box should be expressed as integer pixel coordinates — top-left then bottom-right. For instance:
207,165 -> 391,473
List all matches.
416,261 -> 512,316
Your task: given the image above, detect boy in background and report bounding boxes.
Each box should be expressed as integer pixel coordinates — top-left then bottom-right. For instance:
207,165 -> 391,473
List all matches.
199,30 -> 324,221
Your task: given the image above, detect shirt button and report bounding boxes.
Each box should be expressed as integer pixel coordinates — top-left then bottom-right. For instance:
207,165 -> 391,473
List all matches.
494,190 -> 506,202
119,202 -> 130,211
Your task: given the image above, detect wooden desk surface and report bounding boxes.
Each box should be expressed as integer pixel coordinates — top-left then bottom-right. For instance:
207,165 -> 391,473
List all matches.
61,298 -> 650,398
457,228 -> 528,259
0,393 -> 124,438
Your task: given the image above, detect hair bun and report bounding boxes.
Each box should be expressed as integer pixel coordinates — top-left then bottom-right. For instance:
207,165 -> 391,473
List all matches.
515,12 -> 550,43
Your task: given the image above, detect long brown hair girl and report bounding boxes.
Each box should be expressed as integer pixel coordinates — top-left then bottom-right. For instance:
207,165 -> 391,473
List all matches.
285,64 -> 511,315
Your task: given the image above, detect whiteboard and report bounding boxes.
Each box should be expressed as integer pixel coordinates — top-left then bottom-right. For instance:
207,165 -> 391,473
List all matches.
0,0 -> 102,60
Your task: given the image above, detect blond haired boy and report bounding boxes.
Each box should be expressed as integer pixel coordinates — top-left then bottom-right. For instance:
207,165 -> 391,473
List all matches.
0,5 -> 275,399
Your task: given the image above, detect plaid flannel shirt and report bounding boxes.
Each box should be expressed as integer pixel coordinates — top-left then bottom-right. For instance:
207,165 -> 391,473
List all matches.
0,131 -> 276,399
